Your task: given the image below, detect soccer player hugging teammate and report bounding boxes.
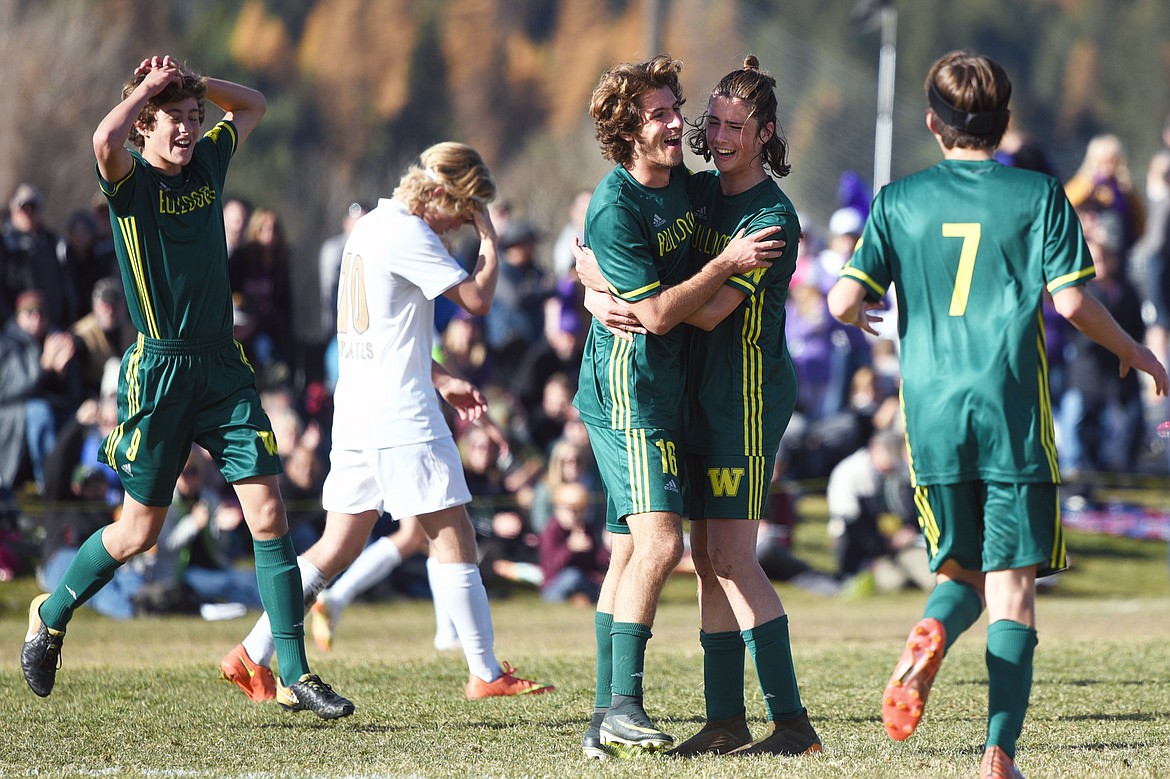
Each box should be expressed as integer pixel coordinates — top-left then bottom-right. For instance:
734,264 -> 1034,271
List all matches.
828,50 -> 1168,778
571,54 -> 782,758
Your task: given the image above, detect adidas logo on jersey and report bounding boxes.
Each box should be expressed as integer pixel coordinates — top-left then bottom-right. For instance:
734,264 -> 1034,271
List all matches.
120,463 -> 133,476
694,206 -> 708,222
664,479 -> 679,493
652,213 -> 668,228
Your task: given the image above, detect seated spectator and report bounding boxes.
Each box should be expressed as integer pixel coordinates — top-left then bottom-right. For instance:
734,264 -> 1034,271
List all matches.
529,437 -> 600,534
825,428 -> 932,595
460,424 -> 540,594
538,482 -> 609,605
58,209 -> 118,310
229,207 -> 293,379
2,184 -> 74,328
484,219 -> 553,378
755,457 -> 842,597
70,276 -> 135,398
0,290 -> 84,492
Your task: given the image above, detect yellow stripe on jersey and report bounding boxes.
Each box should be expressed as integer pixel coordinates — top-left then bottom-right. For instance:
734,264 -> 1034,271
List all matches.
1046,266 -> 1094,294
616,279 -> 662,300
740,290 -> 765,456
1034,314 -> 1060,481
914,486 -> 940,556
100,160 -> 136,197
838,266 -> 886,298
117,215 -> 160,338
608,336 -> 632,430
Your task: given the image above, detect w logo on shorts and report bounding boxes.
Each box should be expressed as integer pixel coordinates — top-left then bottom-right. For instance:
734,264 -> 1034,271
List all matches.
256,430 -> 279,456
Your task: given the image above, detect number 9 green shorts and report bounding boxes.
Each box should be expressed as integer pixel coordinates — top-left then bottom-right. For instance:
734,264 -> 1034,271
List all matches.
99,333 -> 283,506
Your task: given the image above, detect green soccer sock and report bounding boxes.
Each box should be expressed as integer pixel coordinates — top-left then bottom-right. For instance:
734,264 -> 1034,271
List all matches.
923,579 -> 984,651
40,528 -> 121,630
985,619 -> 1037,758
594,611 -> 615,709
743,615 -> 802,721
610,621 -> 653,698
700,629 -> 746,720
253,535 -> 309,685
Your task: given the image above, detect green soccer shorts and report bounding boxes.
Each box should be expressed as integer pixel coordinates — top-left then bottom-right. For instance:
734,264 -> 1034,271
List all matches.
685,451 -> 775,521
914,480 -> 1066,578
99,333 -> 283,506
582,423 -> 685,534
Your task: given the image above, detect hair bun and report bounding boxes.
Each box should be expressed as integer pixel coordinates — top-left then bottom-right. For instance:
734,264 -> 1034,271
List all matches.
743,55 -> 760,71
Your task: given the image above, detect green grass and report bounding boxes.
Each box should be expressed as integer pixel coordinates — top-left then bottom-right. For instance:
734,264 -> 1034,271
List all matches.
1,517 -> 1168,778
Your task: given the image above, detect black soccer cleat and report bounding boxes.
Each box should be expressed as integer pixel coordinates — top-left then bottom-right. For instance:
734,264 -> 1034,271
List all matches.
21,594 -> 65,698
276,673 -> 355,720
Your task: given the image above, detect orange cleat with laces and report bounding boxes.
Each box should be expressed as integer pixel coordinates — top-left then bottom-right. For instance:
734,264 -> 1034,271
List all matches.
220,642 -> 276,701
465,661 -> 554,699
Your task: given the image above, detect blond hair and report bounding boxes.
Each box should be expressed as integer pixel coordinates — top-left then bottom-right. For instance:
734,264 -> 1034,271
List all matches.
393,142 -> 496,218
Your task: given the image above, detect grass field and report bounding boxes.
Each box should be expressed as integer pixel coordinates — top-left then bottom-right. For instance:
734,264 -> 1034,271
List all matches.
1,513 -> 1168,779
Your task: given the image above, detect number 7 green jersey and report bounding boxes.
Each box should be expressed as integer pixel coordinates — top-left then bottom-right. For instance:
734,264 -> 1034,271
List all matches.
839,159 -> 1094,485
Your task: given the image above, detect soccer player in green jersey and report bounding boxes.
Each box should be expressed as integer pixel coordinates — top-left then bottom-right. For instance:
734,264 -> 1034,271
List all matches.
573,55 -> 781,758
661,56 -> 822,760
828,50 -> 1168,778
20,55 -> 353,719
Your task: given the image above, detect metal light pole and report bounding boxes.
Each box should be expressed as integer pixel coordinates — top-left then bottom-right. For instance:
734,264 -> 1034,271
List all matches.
873,4 -> 897,194
646,0 -> 663,56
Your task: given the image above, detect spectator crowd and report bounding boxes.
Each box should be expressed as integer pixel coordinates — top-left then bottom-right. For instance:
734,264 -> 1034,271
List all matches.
3,114 -> 1170,610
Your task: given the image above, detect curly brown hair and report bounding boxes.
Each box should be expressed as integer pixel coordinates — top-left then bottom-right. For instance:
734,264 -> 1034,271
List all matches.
121,61 -> 207,150
686,55 -> 790,178
925,50 -> 1012,151
589,54 -> 684,167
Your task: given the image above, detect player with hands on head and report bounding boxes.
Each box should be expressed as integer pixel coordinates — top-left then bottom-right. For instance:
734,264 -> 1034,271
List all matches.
21,54 -> 354,719
220,142 -> 553,704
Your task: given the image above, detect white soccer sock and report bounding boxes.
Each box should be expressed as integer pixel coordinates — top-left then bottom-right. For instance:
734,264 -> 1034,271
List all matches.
427,556 -> 460,650
429,560 -> 500,682
241,556 -> 327,667
328,536 -> 403,609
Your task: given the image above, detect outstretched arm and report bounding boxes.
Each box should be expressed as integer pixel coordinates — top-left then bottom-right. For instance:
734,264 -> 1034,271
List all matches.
827,277 -> 885,336
1053,284 -> 1169,395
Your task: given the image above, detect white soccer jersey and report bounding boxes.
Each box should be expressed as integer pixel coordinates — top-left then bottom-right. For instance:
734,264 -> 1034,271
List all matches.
330,198 -> 468,449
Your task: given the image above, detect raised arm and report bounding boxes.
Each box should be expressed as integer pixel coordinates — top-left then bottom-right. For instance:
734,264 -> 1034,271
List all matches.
442,207 -> 499,317
205,78 -> 266,144
93,55 -> 183,183
1052,284 -> 1169,395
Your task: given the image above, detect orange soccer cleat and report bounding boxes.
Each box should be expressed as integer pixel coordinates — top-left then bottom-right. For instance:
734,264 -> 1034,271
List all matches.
882,617 -> 946,741
219,642 -> 276,701
465,661 -> 554,699
980,745 -> 1025,778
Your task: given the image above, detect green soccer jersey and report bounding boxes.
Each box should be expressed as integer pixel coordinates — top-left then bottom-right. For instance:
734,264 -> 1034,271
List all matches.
98,120 -> 238,341
684,171 -> 799,455
574,164 -> 696,429
839,159 -> 1094,485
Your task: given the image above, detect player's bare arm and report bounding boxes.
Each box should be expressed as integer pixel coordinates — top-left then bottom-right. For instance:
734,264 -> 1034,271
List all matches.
93,55 -> 183,182
626,225 -> 779,335
443,206 -> 499,316
1052,284 -> 1169,395
205,78 -> 267,143
827,278 -> 885,336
